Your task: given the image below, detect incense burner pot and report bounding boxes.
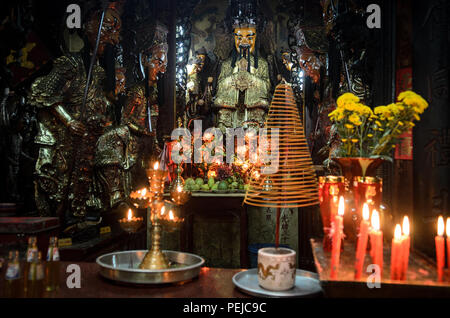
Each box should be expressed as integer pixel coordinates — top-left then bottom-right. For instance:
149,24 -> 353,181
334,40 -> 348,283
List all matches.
257,247 -> 296,291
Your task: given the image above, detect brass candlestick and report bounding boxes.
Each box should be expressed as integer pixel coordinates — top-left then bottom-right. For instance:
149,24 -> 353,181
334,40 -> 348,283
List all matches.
139,163 -> 170,270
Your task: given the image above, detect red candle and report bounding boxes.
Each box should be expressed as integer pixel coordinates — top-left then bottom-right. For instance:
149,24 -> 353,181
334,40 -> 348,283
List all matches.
435,216 -> 445,282
390,224 -> 403,280
447,218 -> 450,282
330,196 -> 345,279
355,203 -> 370,280
370,209 -> 383,278
400,216 -> 410,280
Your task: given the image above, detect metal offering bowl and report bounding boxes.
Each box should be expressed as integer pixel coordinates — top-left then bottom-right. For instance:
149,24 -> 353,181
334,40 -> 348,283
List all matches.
96,250 -> 205,284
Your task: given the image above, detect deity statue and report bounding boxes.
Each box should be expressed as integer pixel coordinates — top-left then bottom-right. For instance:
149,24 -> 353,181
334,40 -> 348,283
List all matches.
95,21 -> 168,211
28,6 -> 121,231
185,47 -> 214,130
213,0 -> 271,132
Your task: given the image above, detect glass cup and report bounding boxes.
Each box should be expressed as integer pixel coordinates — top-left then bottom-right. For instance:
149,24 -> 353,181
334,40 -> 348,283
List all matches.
354,176 -> 383,249
319,176 -> 346,252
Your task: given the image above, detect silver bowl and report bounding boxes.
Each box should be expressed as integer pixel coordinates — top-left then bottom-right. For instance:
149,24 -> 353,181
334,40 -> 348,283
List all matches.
96,250 -> 205,284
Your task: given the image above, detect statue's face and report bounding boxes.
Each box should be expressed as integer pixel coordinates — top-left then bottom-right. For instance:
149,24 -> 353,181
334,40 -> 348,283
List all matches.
281,52 -> 292,71
234,27 -> 256,54
145,47 -> 167,82
86,8 -> 122,56
196,54 -> 206,71
115,68 -> 126,95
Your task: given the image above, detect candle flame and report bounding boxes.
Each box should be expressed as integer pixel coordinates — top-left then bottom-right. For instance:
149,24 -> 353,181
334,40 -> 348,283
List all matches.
402,216 -> 410,236
153,162 -> 159,170
177,185 -> 182,192
447,218 -> 450,237
437,216 -> 444,236
362,203 -> 370,221
160,206 -> 165,216
127,209 -> 132,221
371,210 -> 380,231
394,224 -> 402,240
169,210 -> 174,220
141,188 -> 147,196
338,196 -> 345,216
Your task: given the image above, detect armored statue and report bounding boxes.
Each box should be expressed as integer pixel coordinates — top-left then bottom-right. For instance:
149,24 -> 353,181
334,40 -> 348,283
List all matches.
28,7 -> 121,230
185,47 -> 214,130
95,21 -> 168,211
213,0 -> 271,132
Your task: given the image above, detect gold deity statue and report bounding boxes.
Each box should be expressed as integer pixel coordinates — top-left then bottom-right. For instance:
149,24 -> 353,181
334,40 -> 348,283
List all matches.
213,15 -> 271,132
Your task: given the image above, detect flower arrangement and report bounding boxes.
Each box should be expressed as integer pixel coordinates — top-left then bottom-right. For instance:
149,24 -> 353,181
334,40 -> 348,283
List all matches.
328,91 -> 428,160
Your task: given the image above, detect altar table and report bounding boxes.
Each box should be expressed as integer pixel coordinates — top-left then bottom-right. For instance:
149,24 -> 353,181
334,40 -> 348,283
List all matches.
0,261 -> 249,298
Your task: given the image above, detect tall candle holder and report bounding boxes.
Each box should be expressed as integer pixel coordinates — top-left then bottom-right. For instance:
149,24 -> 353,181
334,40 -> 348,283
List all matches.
98,163 -> 202,285
138,163 -> 171,270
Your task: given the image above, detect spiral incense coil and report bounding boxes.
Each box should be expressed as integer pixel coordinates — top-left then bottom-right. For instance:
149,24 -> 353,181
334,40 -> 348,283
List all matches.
244,82 -> 319,208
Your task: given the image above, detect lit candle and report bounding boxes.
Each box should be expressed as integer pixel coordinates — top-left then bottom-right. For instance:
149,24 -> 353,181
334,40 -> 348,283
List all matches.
390,224 -> 402,280
169,210 -> 174,221
153,161 -> 159,170
119,208 -> 143,233
370,209 -> 383,278
400,216 -> 410,280
355,203 -> 370,279
436,216 -> 445,282
447,218 -> 450,282
330,196 -> 345,279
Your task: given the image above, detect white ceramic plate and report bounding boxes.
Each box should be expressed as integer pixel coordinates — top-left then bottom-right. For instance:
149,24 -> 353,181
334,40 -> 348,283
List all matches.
232,268 -> 323,298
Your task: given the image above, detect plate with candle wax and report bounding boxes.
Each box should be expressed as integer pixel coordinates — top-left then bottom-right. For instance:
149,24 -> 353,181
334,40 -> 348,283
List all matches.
97,250 -> 205,285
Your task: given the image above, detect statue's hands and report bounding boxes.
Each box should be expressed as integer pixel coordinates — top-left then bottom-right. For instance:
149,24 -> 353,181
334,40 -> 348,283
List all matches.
67,120 -> 86,136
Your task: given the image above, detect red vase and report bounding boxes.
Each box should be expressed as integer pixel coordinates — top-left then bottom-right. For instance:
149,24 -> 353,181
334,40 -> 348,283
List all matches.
333,157 -> 384,187
333,157 -> 384,242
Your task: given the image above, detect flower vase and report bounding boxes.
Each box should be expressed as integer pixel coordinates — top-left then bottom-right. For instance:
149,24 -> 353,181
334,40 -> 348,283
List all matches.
333,157 -> 384,243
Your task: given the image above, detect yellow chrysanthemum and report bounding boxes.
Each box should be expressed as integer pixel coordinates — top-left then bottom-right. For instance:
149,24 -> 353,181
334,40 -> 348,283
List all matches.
351,138 -> 359,143
354,104 -> 373,116
367,134 -> 373,138
374,106 -> 392,119
344,103 -> 357,112
341,138 -> 348,142
398,90 -> 428,112
349,113 -> 362,126
337,92 -> 360,108
397,91 -> 416,101
345,124 -> 354,129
